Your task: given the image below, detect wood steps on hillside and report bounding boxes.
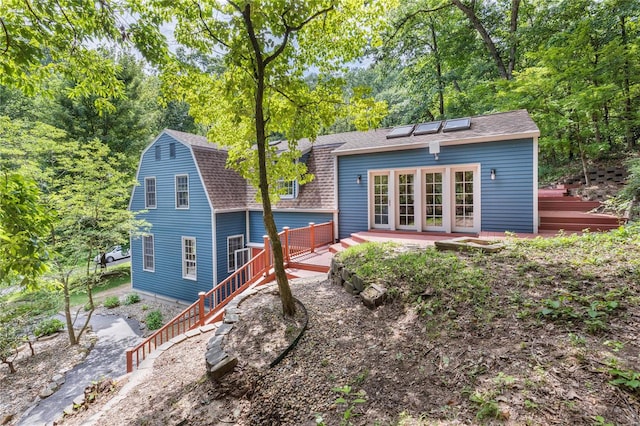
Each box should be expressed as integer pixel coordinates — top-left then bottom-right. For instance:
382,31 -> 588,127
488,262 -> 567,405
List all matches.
538,191 -> 623,232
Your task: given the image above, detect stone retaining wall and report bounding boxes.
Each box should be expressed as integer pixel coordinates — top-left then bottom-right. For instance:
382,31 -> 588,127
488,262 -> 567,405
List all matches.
328,259 -> 387,309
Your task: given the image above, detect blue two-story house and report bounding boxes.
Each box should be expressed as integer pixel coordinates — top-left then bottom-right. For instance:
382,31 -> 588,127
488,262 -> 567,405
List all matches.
130,110 -> 539,302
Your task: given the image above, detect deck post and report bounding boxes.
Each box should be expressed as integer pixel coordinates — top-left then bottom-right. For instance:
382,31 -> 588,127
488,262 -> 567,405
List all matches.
283,227 -> 290,263
309,222 -> 315,253
263,235 -> 270,276
331,220 -> 335,243
126,348 -> 133,373
198,291 -> 206,326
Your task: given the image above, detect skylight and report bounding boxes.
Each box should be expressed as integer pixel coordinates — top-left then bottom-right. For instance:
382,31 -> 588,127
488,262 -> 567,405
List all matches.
442,118 -> 471,132
413,121 -> 442,136
386,124 -> 415,139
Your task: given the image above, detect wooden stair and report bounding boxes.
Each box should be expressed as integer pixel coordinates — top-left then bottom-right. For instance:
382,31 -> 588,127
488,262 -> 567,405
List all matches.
538,189 -> 623,232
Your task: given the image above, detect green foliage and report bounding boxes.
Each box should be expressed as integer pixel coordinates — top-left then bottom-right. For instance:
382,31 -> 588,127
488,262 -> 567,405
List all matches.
469,390 -> 500,420
34,318 -> 64,337
0,172 -> 53,288
124,293 -> 141,305
145,310 -> 163,331
103,296 -> 120,309
608,367 -> 640,393
330,385 -> 367,426
338,243 -> 489,322
0,0 -> 126,111
0,322 -> 21,373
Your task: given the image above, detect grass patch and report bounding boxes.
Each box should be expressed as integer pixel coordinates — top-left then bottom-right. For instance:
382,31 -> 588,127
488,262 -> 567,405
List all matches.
69,266 -> 131,307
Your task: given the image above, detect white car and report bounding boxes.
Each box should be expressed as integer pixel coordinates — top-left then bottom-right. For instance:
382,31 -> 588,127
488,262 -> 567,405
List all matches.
94,245 -> 130,263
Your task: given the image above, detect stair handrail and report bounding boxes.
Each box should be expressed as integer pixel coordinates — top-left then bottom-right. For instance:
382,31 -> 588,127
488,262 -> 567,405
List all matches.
125,220 -> 334,372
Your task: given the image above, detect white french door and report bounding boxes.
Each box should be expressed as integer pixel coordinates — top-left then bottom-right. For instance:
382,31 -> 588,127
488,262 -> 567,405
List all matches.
371,173 -> 390,229
423,170 -> 446,231
396,173 -> 416,229
451,168 -> 479,233
368,165 -> 480,233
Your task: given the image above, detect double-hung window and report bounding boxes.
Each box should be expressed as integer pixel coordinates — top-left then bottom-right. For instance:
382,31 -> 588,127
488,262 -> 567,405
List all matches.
182,237 -> 197,280
175,174 -> 189,208
142,235 -> 155,272
277,179 -> 297,199
227,235 -> 244,272
145,177 -> 156,208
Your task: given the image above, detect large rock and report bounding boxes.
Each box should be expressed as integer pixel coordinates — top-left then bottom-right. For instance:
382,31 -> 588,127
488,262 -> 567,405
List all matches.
361,284 -> 387,309
351,275 -> 365,293
207,355 -> 238,381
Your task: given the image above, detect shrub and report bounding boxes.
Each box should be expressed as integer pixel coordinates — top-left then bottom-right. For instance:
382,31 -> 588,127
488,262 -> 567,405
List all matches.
145,310 -> 163,330
103,296 -> 120,309
124,293 -> 141,305
34,318 -> 64,337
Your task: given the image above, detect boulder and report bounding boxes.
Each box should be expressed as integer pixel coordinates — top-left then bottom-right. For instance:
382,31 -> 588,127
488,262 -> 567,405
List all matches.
351,275 -> 365,293
208,355 -> 238,381
361,284 -> 387,309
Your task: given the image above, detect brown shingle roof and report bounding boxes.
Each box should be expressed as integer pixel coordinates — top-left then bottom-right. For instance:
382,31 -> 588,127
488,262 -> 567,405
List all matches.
246,144 -> 340,211
191,146 -> 247,210
331,109 -> 539,155
164,129 -> 223,150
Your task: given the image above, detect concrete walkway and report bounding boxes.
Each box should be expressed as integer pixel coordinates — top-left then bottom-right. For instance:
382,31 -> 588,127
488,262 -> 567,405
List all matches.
17,313 -> 142,426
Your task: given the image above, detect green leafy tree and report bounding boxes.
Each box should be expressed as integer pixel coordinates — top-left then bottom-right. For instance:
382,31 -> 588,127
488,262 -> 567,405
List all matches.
130,0 -> 392,316
46,138 -> 144,345
0,0 -> 125,111
0,173 -> 53,288
1,117 -> 145,344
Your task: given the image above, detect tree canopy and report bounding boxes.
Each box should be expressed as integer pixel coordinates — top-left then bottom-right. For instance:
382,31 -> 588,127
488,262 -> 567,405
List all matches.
129,0 -> 393,315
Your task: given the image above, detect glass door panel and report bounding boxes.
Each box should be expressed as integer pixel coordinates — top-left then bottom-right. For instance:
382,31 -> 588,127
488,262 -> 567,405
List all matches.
397,173 -> 415,229
424,171 -> 444,230
453,170 -> 475,231
372,174 -> 389,227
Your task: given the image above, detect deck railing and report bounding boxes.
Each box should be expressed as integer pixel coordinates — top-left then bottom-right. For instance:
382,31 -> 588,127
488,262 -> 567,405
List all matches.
125,221 -> 334,372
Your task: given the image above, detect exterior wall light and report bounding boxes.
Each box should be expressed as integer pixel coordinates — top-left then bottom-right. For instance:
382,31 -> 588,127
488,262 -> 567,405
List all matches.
356,174 -> 362,185
490,169 -> 496,180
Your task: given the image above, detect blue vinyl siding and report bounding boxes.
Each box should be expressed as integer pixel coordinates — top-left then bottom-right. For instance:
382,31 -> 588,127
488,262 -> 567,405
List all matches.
337,138 -> 534,238
248,211 -> 334,244
215,211 -> 247,283
130,133 -> 214,302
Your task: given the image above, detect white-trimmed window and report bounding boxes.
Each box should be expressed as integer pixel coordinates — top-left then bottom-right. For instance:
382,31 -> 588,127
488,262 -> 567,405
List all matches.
182,237 -> 197,280
175,174 -> 189,208
145,177 -> 156,208
143,235 -> 155,272
227,235 -> 244,272
278,179 -> 297,199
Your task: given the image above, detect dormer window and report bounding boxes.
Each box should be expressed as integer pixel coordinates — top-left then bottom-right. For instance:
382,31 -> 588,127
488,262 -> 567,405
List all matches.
278,179 -> 297,199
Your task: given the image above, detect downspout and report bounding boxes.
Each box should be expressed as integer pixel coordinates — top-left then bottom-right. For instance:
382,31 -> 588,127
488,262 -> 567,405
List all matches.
333,155 -> 339,241
533,136 -> 539,234
212,211 -> 217,286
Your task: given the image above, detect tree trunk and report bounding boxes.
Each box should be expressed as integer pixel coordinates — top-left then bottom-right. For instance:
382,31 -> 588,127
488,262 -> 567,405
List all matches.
75,279 -> 95,343
620,15 -> 634,148
507,0 -> 521,77
575,124 -> 591,186
62,276 -> 78,345
429,20 -> 445,117
242,4 -> 296,317
451,0 -> 511,79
